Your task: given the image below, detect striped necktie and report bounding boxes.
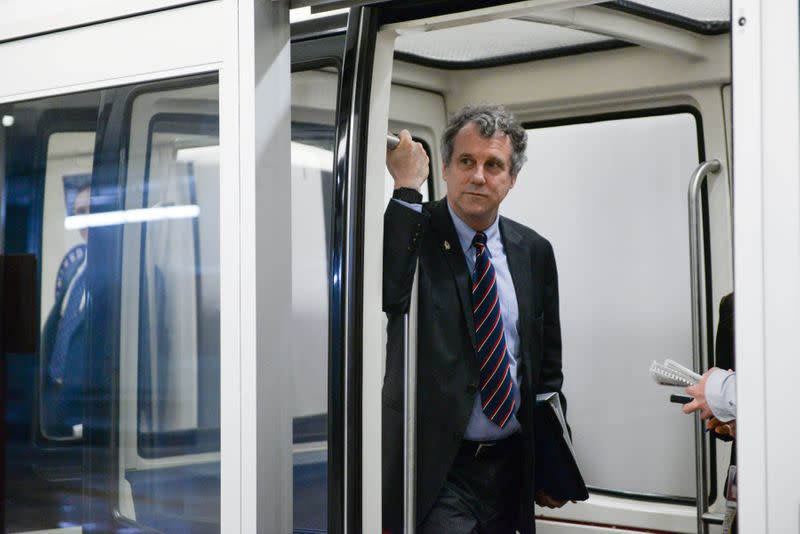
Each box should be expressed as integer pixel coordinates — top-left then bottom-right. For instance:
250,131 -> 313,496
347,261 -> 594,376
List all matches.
470,231 -> 516,428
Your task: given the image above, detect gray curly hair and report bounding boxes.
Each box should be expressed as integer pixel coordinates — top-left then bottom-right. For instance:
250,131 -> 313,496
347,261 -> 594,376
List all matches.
441,104 -> 528,176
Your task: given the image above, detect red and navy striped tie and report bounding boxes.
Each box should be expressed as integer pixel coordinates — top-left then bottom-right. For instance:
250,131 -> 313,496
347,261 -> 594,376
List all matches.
470,231 -> 516,428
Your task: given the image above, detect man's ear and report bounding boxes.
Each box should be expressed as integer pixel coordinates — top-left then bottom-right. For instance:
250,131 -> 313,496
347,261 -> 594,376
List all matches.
442,163 -> 449,181
510,174 -> 517,188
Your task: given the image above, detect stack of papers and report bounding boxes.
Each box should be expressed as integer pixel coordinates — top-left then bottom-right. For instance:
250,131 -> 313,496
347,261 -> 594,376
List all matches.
649,358 -> 701,387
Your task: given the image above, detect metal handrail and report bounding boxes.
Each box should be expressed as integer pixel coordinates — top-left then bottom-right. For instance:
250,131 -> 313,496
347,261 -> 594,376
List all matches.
387,130 -> 419,532
688,159 -> 721,534
403,267 -> 419,534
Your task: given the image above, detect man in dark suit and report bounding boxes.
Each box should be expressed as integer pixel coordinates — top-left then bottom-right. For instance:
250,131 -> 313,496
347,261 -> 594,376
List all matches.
41,183 -> 90,438
383,105 -> 570,533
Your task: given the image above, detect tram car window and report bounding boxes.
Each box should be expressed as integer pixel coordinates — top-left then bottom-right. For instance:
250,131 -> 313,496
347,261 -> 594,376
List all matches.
2,76 -> 224,533
290,67 -> 339,532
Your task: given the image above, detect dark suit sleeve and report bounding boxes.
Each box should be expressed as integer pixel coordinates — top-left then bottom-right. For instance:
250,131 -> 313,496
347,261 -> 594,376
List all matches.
539,241 -> 567,417
383,200 -> 429,315
713,292 -> 735,442
715,293 -> 735,371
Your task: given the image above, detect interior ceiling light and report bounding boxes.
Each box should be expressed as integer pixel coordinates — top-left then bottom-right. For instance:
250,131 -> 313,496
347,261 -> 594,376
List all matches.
290,6 -> 348,24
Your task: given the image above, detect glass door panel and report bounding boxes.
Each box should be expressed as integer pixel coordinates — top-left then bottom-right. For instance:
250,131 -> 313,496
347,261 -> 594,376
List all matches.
290,67 -> 338,533
1,74 -> 221,534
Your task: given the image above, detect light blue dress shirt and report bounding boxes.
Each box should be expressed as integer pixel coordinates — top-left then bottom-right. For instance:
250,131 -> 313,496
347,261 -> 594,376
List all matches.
447,203 -> 522,440
391,199 -> 522,440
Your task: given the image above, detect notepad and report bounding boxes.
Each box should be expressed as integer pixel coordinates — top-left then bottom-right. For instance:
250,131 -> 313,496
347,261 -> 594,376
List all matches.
649,358 -> 701,387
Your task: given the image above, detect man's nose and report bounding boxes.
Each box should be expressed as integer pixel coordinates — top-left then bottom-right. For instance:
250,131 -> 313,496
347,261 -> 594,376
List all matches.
470,165 -> 486,183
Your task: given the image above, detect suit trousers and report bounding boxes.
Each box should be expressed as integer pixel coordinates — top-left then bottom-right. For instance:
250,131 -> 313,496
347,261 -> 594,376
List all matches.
419,433 -> 524,534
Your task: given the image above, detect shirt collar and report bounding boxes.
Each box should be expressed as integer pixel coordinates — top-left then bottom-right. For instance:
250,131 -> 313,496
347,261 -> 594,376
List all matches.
446,200 -> 500,254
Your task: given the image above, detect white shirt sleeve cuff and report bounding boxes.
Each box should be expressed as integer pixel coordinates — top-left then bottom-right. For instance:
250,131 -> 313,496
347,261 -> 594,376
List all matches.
706,369 -> 737,422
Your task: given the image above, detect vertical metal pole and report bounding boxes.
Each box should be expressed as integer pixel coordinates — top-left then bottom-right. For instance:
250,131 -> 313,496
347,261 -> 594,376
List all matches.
688,159 -> 721,534
0,126 -> 5,532
403,264 -> 419,533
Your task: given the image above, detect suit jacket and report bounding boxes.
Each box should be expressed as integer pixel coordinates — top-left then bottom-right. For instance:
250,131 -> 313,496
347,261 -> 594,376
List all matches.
715,293 -> 734,372
41,246 -> 88,436
714,293 -> 735,450
382,198 -> 567,534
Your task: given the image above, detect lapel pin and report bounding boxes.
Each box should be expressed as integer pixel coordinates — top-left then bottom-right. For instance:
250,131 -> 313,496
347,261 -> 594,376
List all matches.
443,240 -> 451,250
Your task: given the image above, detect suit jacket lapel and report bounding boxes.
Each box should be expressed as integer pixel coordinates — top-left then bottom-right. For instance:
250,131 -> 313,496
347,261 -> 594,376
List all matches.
499,217 -> 534,376
428,200 -> 478,355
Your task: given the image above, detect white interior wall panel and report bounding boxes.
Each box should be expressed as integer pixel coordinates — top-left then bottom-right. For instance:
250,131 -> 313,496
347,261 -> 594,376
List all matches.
395,19 -> 607,62
732,0 -> 800,532
443,34 -> 729,116
0,1 -> 222,103
624,1 -> 729,22
0,0 -> 212,43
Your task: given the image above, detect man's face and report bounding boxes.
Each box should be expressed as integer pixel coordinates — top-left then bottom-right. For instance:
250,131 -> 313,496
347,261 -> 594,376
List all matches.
443,122 -> 517,231
74,187 -> 90,241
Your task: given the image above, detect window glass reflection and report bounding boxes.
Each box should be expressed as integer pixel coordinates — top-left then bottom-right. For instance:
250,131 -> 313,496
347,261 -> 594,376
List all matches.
118,81 -> 220,531
40,131 -> 95,441
291,68 -> 338,532
137,123 -> 220,458
2,77 -> 220,534
3,91 -> 102,532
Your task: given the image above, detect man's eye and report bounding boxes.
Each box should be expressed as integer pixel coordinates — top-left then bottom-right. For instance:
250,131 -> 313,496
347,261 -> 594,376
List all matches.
460,158 -> 472,166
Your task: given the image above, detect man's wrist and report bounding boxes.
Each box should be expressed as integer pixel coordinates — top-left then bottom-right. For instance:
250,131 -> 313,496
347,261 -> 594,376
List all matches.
392,187 -> 423,204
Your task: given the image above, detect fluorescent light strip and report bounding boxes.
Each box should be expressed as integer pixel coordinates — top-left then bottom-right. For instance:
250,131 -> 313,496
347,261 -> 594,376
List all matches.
64,205 -> 200,230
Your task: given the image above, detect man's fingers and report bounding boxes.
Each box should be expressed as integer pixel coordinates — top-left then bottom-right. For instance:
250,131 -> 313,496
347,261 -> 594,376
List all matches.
682,399 -> 700,414
397,129 -> 413,146
536,497 -> 557,508
535,492 -> 567,509
387,130 -> 412,153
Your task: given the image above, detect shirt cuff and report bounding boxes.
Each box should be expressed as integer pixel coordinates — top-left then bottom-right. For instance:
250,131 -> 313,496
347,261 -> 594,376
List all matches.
392,198 -> 422,213
706,369 -> 737,422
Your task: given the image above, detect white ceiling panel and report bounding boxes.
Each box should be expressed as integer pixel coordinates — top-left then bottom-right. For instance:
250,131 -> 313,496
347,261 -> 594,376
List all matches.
622,0 -> 729,22
395,19 -> 609,63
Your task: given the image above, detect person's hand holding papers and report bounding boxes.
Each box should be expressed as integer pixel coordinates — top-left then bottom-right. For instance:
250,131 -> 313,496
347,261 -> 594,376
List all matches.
682,367 -> 718,420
